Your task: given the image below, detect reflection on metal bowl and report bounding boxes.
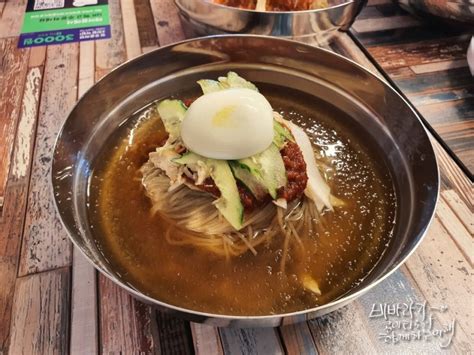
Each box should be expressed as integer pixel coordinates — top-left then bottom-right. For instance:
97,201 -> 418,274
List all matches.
175,0 -> 366,40
52,36 -> 438,327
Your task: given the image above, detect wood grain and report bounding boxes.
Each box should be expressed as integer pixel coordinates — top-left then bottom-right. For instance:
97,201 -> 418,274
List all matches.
156,311 -> 194,354
279,322 -> 318,355
442,189 -> 473,235
410,58 -> 468,74
435,121 -> 474,172
8,268 -> 70,355
70,40 -> 98,355
0,47 -> 43,353
219,328 -> 284,354
0,38 -> 29,211
95,0 -> 126,71
308,304 -> 380,354
0,0 -> 26,39
149,0 -> 185,46
417,99 -> 473,125
70,249 -> 98,355
134,0 -> 159,48
406,88 -> 474,107
367,39 -> 470,71
78,41 -> 95,98
190,323 -> 224,355
436,194 -> 473,266
352,15 -> 421,33
18,44 -> 79,276
352,4 -> 473,174
405,218 -> 473,353
28,46 -> 47,68
120,0 -> 142,59
432,137 -> 473,204
98,275 -> 158,354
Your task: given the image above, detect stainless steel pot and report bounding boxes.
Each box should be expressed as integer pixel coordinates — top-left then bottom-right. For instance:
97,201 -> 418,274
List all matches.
52,35 -> 439,327
175,0 -> 366,40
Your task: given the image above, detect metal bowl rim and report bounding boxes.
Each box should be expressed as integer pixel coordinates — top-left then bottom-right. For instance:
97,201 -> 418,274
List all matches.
51,34 -> 440,322
175,0 -> 356,15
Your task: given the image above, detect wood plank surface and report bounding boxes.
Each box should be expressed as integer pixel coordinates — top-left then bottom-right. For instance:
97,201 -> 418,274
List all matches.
0,0 -> 26,39
8,268 -> 70,355
156,311 -> 194,354
219,328 -> 285,355
352,15 -> 421,33
0,0 -> 472,354
351,3 -> 474,174
442,189 -> 473,235
308,303 -> 380,354
191,323 -> 224,355
18,44 -> 79,276
0,46 -> 44,353
95,0 -> 126,72
120,0 -> 142,59
150,0 -> 185,45
405,218 -> 472,353
70,249 -> 98,355
432,137 -> 473,205
279,322 -> 318,355
98,275 -> 158,354
134,0 -> 159,48
436,194 -> 473,265
0,38 -> 29,210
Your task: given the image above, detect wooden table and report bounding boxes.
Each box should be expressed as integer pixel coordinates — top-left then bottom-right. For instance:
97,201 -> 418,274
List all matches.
0,0 -> 472,354
351,1 -> 474,176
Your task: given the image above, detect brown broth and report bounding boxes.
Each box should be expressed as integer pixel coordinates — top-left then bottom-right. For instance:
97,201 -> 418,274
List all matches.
88,86 -> 397,316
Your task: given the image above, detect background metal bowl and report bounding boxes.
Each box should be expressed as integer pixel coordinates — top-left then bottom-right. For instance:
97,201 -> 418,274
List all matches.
52,35 -> 438,327
395,0 -> 474,25
175,0 -> 366,40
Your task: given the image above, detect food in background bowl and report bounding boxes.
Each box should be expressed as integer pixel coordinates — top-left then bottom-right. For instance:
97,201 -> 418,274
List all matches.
88,72 -> 397,316
214,0 -> 328,11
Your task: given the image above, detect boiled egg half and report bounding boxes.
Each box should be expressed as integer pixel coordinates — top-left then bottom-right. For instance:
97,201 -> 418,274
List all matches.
181,88 -> 274,160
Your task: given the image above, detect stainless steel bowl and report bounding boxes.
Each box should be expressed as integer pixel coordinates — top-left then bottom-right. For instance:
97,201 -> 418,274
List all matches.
175,0 -> 366,40
52,35 -> 439,327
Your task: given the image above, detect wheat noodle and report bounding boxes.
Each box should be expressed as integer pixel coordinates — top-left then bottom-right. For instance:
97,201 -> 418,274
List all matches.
141,162 -> 323,270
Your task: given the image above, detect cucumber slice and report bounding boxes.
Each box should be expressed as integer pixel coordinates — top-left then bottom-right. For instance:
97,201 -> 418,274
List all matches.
238,144 -> 287,199
156,99 -> 187,140
208,160 -> 244,230
174,153 -> 244,230
197,72 -> 258,95
197,79 -> 223,94
229,161 -> 268,201
273,120 -> 294,148
218,72 -> 258,91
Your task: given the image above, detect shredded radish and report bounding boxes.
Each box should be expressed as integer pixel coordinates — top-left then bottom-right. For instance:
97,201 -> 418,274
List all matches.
256,0 -> 266,10
286,121 -> 333,212
273,198 -> 288,209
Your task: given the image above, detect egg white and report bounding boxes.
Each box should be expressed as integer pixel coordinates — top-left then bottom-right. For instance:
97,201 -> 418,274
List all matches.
181,88 -> 274,160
